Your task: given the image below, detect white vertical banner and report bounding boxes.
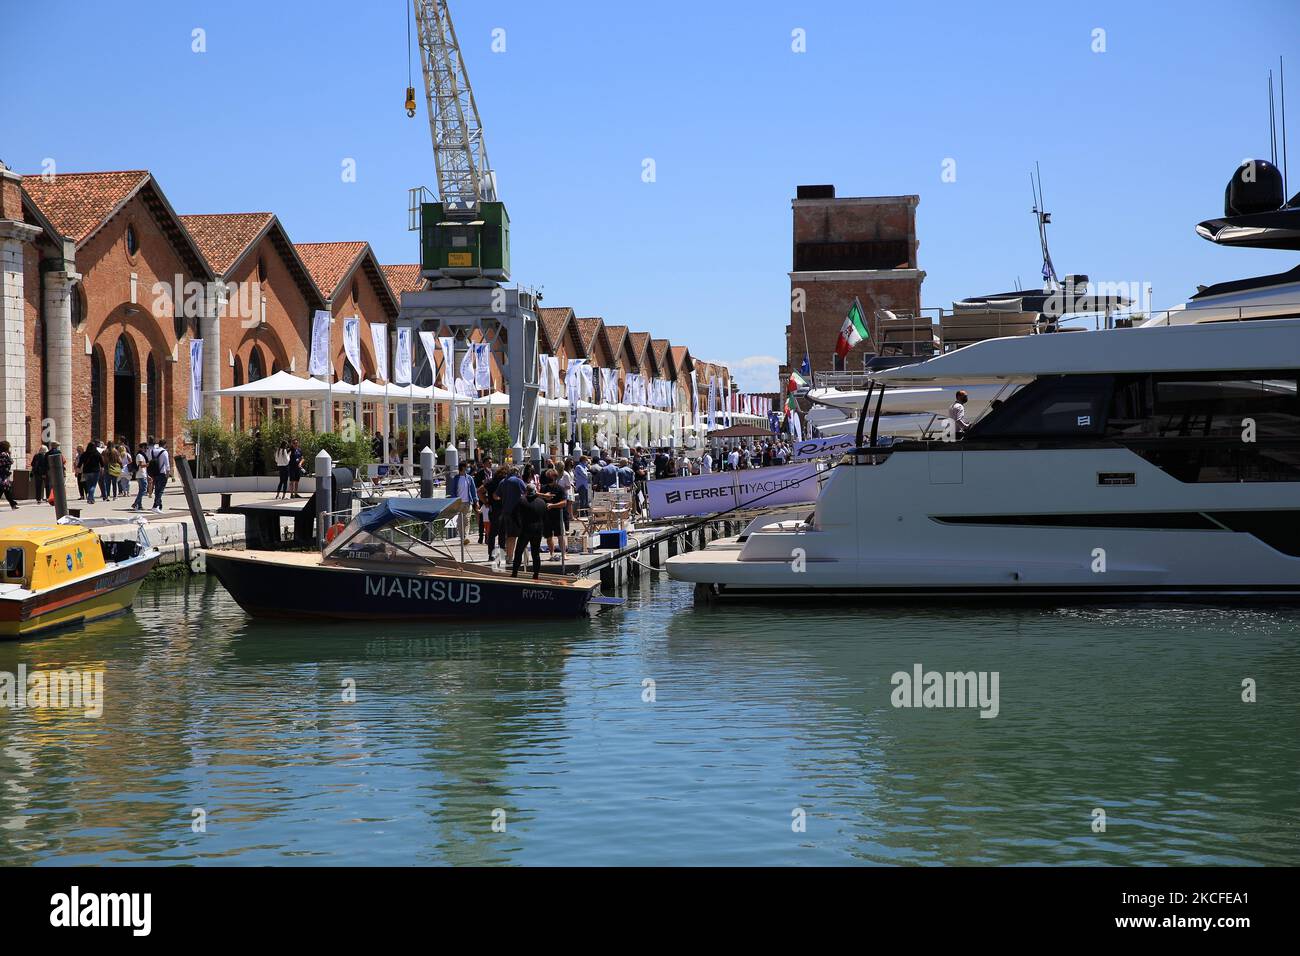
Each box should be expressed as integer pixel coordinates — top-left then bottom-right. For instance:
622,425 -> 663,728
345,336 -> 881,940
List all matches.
418,331 -> 438,384
309,310 -> 331,377
459,344 -> 476,393
550,355 -> 562,398
188,339 -> 204,420
707,377 -> 718,429
439,336 -> 455,392
370,322 -> 389,382
475,343 -> 492,391
394,327 -> 412,385
538,353 -> 551,397
343,316 -> 362,377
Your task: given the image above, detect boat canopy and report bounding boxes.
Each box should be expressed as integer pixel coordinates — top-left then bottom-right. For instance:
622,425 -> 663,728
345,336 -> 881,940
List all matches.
355,497 -> 467,533
870,317 -> 1300,385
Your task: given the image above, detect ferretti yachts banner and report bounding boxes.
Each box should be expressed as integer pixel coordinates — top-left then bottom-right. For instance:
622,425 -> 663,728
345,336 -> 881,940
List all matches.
188,339 -> 203,420
647,463 -> 820,520
789,434 -> 857,461
308,310 -> 331,377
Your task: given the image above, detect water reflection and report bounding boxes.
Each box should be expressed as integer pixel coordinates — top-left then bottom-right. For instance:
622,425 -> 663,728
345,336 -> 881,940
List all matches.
0,574 -> 1296,865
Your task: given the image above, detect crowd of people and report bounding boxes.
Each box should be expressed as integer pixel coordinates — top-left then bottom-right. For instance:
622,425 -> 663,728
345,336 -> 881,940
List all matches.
20,438 -> 173,511
433,436 -> 799,580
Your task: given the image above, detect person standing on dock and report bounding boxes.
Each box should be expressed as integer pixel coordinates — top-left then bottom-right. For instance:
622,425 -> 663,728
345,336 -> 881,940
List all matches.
287,439 -> 304,499
274,441 -> 290,499
0,441 -> 19,510
150,440 -> 171,513
29,444 -> 48,503
80,440 -> 103,505
574,455 -> 591,514
497,465 -> 527,570
448,461 -> 479,543
130,442 -> 150,511
512,485 -> 550,580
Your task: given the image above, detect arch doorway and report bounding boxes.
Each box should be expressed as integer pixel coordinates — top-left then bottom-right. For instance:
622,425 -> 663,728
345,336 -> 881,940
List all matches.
113,336 -> 138,444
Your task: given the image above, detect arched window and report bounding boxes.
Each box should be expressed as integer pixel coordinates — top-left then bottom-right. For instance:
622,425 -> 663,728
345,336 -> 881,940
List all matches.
258,256 -> 267,283
341,361 -> 358,385
246,349 -> 266,426
146,354 -> 159,439
70,283 -> 84,329
125,224 -> 139,256
113,335 -> 138,444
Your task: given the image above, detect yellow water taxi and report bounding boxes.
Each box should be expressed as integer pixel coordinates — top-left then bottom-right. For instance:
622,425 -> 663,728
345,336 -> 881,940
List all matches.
0,523 -> 159,639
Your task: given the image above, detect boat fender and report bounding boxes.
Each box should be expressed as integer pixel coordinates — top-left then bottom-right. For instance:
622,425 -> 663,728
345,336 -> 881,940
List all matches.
325,522 -> 346,544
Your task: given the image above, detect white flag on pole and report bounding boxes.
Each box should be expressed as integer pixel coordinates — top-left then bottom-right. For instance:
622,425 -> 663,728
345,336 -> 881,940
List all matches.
439,336 -> 455,392
418,331 -> 438,385
394,327 -> 412,385
309,310 -> 331,377
475,343 -> 492,391
188,339 -> 203,419
370,323 -> 389,382
343,316 -> 362,377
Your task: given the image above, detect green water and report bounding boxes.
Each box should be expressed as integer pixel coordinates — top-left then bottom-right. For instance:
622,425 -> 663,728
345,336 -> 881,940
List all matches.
0,572 -> 1296,865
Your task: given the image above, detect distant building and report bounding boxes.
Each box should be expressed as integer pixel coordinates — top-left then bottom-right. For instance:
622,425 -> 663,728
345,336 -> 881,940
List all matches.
783,184 -> 925,386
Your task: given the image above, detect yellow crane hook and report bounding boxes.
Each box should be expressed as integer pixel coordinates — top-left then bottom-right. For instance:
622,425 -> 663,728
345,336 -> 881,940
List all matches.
405,86 -> 416,118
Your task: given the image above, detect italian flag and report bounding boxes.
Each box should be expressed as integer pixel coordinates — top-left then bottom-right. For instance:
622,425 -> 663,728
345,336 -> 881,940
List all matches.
836,297 -> 869,358
784,389 -> 798,416
787,369 -> 807,393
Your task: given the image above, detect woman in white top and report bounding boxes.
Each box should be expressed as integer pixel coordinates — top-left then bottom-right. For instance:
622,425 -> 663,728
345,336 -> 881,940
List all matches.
273,441 -> 291,499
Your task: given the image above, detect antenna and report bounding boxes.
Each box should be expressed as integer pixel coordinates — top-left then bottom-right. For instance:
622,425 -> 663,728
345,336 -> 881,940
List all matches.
1269,70 -> 1277,166
1281,56 -> 1290,199
1030,163 -> 1057,290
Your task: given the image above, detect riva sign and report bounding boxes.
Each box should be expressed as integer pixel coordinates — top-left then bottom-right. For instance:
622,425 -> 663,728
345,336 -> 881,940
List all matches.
647,464 -> 820,519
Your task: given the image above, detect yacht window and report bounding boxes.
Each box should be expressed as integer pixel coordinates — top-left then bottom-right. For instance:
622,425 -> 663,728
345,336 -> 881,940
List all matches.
969,375 -> 1112,438
1153,375 -> 1298,439
3,547 -> 24,578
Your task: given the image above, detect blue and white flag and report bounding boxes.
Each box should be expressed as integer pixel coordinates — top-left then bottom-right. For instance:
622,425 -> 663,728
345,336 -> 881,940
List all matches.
369,323 -> 389,382
188,339 -> 203,419
394,327 -> 412,385
439,336 -> 455,392
309,310 -> 332,377
343,316 -> 362,378
475,343 -> 492,391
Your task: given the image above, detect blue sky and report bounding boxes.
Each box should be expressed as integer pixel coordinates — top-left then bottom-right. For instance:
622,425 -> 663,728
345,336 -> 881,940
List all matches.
5,0 -> 1299,390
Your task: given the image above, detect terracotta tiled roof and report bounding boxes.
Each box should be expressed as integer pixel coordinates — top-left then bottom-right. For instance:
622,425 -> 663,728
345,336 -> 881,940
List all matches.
294,241 -> 367,298
574,317 -> 604,357
21,170 -> 149,245
651,338 -> 672,377
178,212 -> 274,276
628,331 -> 652,372
380,263 -> 425,295
670,344 -> 692,373
538,306 -> 573,353
603,324 -> 630,364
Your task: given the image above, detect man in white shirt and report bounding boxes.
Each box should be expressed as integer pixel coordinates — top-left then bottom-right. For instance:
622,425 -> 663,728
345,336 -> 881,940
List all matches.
727,448 -> 740,471
700,451 -> 712,474
948,390 -> 971,437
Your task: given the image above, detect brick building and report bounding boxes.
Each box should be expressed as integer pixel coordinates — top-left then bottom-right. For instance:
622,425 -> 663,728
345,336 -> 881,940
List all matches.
0,161 -> 729,472
783,185 -> 925,386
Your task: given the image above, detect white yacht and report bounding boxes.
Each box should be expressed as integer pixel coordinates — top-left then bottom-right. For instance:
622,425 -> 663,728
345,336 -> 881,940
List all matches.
668,161 -> 1300,603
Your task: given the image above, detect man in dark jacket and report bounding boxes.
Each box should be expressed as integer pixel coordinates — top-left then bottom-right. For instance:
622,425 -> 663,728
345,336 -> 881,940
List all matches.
30,445 -> 48,502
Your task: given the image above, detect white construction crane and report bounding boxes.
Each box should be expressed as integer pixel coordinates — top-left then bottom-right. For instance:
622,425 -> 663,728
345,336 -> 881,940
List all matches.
407,0 -> 498,212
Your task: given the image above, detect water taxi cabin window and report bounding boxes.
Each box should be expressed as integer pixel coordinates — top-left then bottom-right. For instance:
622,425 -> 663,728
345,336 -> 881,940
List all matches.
3,547 -> 24,578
